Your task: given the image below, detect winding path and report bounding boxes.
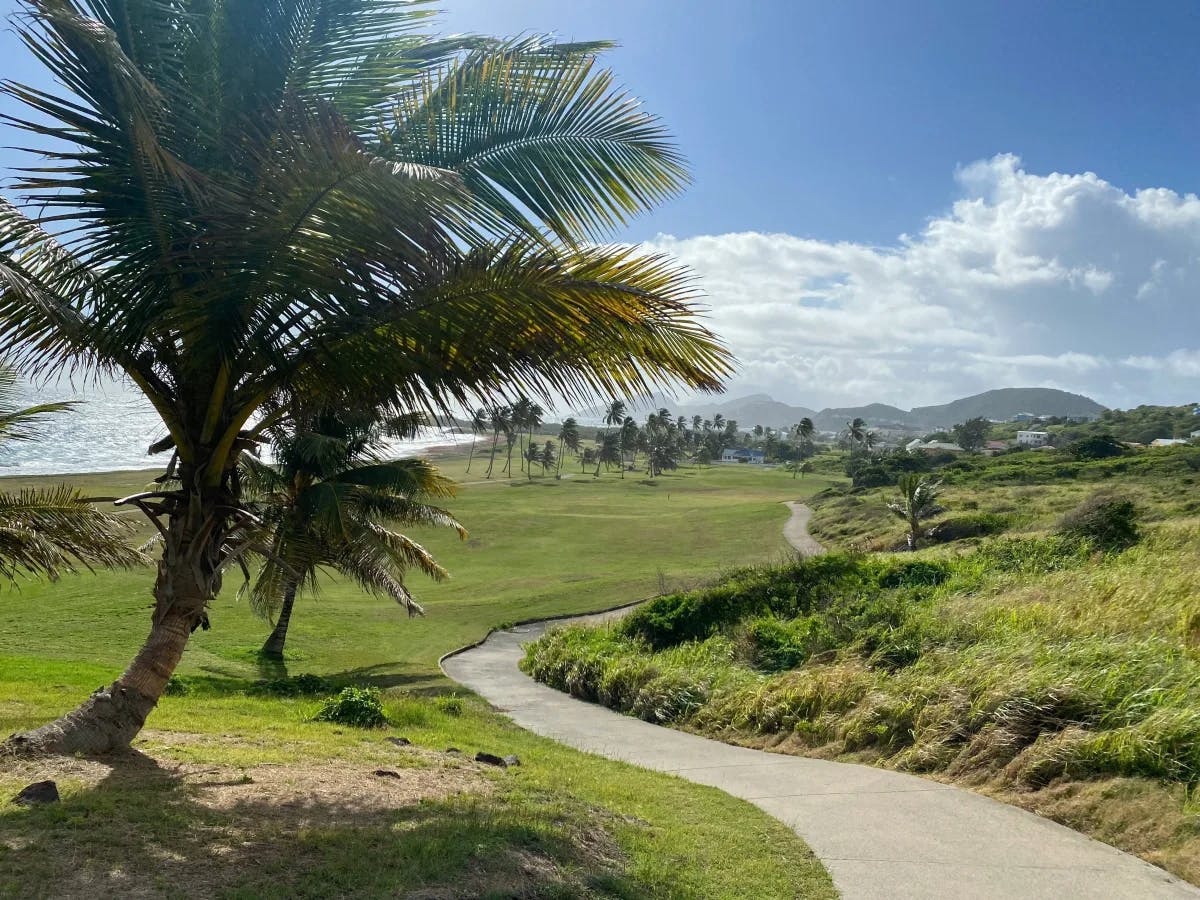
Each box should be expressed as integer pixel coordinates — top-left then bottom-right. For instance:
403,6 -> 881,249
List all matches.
442,502 -> 1197,899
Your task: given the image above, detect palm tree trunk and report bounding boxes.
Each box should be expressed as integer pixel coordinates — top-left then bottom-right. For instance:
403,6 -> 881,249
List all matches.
6,493 -> 219,755
485,428 -> 499,478
260,581 -> 299,658
465,430 -> 477,473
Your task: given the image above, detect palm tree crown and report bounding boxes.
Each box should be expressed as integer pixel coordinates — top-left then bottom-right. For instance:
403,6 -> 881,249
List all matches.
242,409 -> 464,656
0,0 -> 730,755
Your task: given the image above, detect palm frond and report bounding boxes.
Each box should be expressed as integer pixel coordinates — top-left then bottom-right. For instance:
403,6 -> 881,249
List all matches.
385,37 -> 687,244
0,484 -> 145,581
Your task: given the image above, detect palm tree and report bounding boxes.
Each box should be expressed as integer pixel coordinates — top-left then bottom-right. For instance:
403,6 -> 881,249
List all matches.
464,408 -> 489,474
580,447 -> 597,474
846,418 -> 868,451
244,411 -> 465,659
556,418 -> 579,478
887,474 -> 943,552
794,417 -> 815,445
713,414 -> 726,433
0,366 -> 143,582
0,3 -> 730,754
620,416 -> 640,476
510,397 -> 534,473
540,440 -> 556,476
596,431 -> 623,474
524,401 -> 544,480
485,406 -> 512,480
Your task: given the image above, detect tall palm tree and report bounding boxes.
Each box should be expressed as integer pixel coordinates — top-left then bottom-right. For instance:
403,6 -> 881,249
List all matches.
464,408 -> 489,474
603,400 -> 628,432
846,418 -> 868,451
620,416 -> 639,476
243,411 -> 465,659
556,417 -> 579,478
510,396 -> 534,473
887,474 -> 943,552
712,414 -> 726,433
484,406 -> 512,480
0,366 -> 143,581
0,1 -> 730,754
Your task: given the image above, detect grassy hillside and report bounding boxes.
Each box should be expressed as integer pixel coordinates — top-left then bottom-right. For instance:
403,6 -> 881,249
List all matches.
809,443 -> 1200,549
524,450 -> 1200,884
0,459 -> 836,898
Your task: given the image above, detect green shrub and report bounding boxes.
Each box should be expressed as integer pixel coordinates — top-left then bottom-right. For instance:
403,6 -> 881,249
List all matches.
163,676 -> 191,697
925,513 -> 1010,544
314,686 -> 387,728
876,559 -> 951,588
253,673 -> 334,697
435,694 -> 464,716
1057,492 -> 1141,551
1068,434 -> 1125,461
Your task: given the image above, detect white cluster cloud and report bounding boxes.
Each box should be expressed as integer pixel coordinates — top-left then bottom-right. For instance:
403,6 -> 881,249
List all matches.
649,154 -> 1200,410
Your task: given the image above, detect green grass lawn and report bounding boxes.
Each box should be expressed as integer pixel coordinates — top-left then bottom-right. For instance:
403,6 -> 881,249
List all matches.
0,458 -> 837,899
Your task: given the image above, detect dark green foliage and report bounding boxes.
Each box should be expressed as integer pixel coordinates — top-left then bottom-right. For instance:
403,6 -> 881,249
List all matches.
924,513 -> 1010,544
163,677 -> 191,697
845,449 -> 933,489
876,559 -> 952,588
951,417 -> 991,452
1057,492 -> 1141,551
620,555 -> 882,650
1068,434 -> 1126,461
252,673 -> 334,697
314,687 -> 388,728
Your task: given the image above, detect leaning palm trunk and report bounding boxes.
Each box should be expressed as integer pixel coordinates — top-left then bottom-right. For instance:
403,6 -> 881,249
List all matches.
8,490 -> 225,754
260,581 -> 299,658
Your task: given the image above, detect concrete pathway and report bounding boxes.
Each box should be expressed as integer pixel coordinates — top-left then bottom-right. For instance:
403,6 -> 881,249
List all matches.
442,501 -> 1198,899
783,501 -> 825,556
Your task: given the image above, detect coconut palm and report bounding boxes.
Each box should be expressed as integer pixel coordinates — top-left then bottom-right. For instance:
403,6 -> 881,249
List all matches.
484,406 -> 512,480
556,418 -> 579,478
464,408 -> 489,474
887,474 -> 943,552
243,411 -> 465,659
0,1 -> 730,754
510,396 -> 534,473
0,366 -> 143,581
794,417 -> 815,446
846,418 -> 868,452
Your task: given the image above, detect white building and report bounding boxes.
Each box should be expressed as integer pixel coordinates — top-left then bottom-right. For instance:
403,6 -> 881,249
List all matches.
1151,438 -> 1189,447
1016,431 -> 1050,447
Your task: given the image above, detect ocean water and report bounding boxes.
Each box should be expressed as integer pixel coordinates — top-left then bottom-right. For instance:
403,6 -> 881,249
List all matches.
0,377 -> 467,477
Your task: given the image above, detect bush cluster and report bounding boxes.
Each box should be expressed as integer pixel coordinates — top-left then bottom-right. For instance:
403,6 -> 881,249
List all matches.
314,686 -> 387,728
1056,491 -> 1141,551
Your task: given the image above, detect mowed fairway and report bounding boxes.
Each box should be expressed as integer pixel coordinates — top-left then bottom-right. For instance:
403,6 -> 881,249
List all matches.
0,457 -> 836,687
0,456 -> 838,898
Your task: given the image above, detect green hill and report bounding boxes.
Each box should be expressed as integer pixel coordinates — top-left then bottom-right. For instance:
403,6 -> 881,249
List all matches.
910,387 -> 1106,427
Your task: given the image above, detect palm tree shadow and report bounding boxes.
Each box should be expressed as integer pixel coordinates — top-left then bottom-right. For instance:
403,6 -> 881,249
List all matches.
0,752 -> 653,897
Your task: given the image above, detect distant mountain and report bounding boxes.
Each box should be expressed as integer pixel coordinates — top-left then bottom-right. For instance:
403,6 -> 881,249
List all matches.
670,393 -> 817,430
909,388 -> 1106,428
570,387 -> 1106,432
812,404 -> 911,431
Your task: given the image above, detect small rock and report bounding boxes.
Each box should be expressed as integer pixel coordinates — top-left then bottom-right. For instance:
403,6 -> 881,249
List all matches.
474,752 -> 506,767
13,781 -> 59,806
444,747 -> 461,755
502,755 -> 521,767
373,769 -> 402,779
386,737 -> 411,747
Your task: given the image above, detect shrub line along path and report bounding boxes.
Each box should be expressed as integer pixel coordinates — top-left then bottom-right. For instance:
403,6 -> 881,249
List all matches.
442,502 -> 1198,899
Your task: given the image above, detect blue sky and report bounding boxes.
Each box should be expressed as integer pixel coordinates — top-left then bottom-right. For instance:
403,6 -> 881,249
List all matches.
440,1 -> 1200,244
2,1 -> 1200,410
